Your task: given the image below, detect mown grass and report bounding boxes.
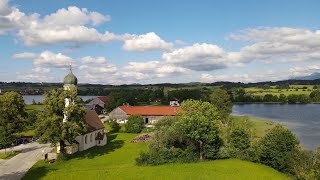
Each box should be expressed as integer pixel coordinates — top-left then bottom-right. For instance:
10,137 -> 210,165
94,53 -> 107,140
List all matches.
0,151 -> 20,159
23,131 -> 289,180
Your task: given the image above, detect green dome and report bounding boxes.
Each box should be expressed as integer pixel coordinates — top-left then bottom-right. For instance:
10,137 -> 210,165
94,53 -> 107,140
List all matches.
63,68 -> 78,85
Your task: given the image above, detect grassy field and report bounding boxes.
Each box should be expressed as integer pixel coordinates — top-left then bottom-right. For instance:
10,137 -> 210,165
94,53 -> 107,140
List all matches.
232,116 -> 275,139
0,151 -> 20,159
23,130 -> 289,180
25,104 -> 45,113
245,85 -> 314,96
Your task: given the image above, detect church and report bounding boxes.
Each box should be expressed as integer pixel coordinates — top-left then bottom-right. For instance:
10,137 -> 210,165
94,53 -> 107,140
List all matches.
57,67 -> 107,154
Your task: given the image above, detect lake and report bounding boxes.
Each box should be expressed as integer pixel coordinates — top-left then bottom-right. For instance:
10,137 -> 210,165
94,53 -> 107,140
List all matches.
23,95 -> 97,104
233,104 -> 320,149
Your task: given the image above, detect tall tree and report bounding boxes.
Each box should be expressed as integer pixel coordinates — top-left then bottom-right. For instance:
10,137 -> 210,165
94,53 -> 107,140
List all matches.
0,92 -> 27,153
258,124 -> 299,172
210,89 -> 233,120
35,88 -> 87,154
179,99 -> 222,160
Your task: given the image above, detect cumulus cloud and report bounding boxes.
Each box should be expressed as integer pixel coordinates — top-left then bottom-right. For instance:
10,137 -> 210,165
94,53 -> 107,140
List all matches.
80,56 -> 108,64
78,64 -> 117,74
123,32 -> 173,52
123,60 -> 188,79
15,50 -> 74,68
162,43 -> 239,71
229,27 -> 320,63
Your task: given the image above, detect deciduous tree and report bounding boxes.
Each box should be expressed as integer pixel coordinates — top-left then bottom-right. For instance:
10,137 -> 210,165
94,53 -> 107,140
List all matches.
35,88 -> 87,154
179,99 -> 222,160
0,92 -> 27,153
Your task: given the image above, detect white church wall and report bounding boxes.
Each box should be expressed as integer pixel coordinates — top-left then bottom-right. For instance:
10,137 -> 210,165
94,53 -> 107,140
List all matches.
82,131 -> 97,151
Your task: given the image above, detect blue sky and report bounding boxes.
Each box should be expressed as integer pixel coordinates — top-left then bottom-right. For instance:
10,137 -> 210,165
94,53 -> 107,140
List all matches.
1,0 -> 320,84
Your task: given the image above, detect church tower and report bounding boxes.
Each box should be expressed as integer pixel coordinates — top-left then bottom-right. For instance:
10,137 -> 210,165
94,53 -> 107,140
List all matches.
63,66 -> 78,123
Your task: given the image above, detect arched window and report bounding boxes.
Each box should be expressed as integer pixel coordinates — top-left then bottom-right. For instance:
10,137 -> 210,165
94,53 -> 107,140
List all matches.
85,135 -> 87,144
90,134 -> 93,142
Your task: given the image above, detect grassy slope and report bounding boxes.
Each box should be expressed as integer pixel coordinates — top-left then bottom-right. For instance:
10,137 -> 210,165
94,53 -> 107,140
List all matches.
23,132 -> 289,180
25,104 -> 45,113
232,116 -> 275,139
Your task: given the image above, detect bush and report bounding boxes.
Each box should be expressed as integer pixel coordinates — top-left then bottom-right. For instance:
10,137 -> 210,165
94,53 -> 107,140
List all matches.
289,147 -> 320,179
109,119 -> 120,133
257,124 -> 299,172
126,115 -> 144,133
230,127 -> 251,151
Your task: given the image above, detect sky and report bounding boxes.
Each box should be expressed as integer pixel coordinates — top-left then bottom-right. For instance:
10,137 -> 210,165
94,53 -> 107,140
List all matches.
1,0 -> 320,84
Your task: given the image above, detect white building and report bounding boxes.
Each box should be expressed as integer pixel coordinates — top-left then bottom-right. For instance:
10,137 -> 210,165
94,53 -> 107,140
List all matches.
57,67 -> 107,154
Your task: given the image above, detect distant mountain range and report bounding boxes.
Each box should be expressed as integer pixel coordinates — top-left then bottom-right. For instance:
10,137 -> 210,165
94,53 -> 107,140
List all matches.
293,73 -> 320,80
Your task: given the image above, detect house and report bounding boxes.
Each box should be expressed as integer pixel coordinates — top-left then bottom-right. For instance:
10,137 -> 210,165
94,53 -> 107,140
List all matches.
57,67 -> 107,154
87,96 -> 109,115
170,98 -> 180,106
109,106 -> 182,124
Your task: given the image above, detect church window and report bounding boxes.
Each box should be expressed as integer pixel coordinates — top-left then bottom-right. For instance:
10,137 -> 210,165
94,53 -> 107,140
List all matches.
90,134 -> 93,142
85,135 -> 87,144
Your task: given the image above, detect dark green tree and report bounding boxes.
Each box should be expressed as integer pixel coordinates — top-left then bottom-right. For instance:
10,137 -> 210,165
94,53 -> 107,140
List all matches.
230,127 -> 251,151
35,88 -> 87,154
0,92 -> 27,153
310,90 -> 320,102
279,94 -> 287,104
210,89 -> 233,120
179,100 -> 222,160
126,115 -> 144,133
258,124 -> 299,172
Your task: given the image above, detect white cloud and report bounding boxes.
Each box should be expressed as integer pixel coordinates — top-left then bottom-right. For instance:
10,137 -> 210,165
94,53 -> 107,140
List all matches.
16,73 -> 52,82
13,51 -> 73,68
78,64 -> 117,74
32,67 -> 50,73
229,27 -> 320,63
123,60 -> 188,79
123,32 -> 173,52
81,56 -> 107,64
13,52 -> 38,59
163,43 -> 237,71
33,51 -> 74,68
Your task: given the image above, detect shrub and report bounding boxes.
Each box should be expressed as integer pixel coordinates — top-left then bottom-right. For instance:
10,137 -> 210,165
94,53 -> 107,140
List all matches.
126,115 -> 144,133
257,124 -> 299,172
109,119 -> 120,133
230,127 -> 251,151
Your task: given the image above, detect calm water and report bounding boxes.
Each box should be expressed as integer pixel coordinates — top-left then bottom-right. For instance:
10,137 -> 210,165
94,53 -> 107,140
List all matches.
23,95 -> 97,104
233,104 -> 320,149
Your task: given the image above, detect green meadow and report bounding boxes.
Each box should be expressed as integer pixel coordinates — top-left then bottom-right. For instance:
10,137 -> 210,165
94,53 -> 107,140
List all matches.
245,85 -> 313,96
23,122 -> 289,180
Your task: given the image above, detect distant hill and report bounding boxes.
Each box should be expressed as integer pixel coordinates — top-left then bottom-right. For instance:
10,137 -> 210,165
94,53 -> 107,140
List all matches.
293,72 -> 320,80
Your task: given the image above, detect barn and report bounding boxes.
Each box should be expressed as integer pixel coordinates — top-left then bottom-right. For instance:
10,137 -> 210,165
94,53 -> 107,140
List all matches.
108,106 -> 182,124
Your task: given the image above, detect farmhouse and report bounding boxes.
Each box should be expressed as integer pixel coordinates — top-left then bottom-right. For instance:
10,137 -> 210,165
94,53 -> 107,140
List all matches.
57,67 -> 107,154
109,106 -> 182,124
86,96 -> 109,115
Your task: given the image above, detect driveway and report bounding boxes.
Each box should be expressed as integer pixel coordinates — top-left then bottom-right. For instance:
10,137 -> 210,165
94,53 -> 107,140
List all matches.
0,143 -> 52,180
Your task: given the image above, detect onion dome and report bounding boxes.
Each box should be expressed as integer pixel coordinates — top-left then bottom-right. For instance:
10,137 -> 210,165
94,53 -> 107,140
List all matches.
63,66 -> 78,85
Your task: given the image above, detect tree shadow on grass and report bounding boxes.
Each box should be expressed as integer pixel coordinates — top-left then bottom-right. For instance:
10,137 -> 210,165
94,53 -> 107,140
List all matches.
69,133 -> 124,160
22,165 -> 57,180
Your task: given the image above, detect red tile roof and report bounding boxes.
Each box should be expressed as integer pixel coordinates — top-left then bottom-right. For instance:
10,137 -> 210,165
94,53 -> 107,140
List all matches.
118,106 -> 182,116
85,110 -> 104,131
97,96 -> 109,103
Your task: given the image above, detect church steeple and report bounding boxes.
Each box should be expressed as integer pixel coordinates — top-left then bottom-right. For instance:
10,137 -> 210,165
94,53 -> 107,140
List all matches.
63,65 -> 77,123
63,65 -> 78,91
